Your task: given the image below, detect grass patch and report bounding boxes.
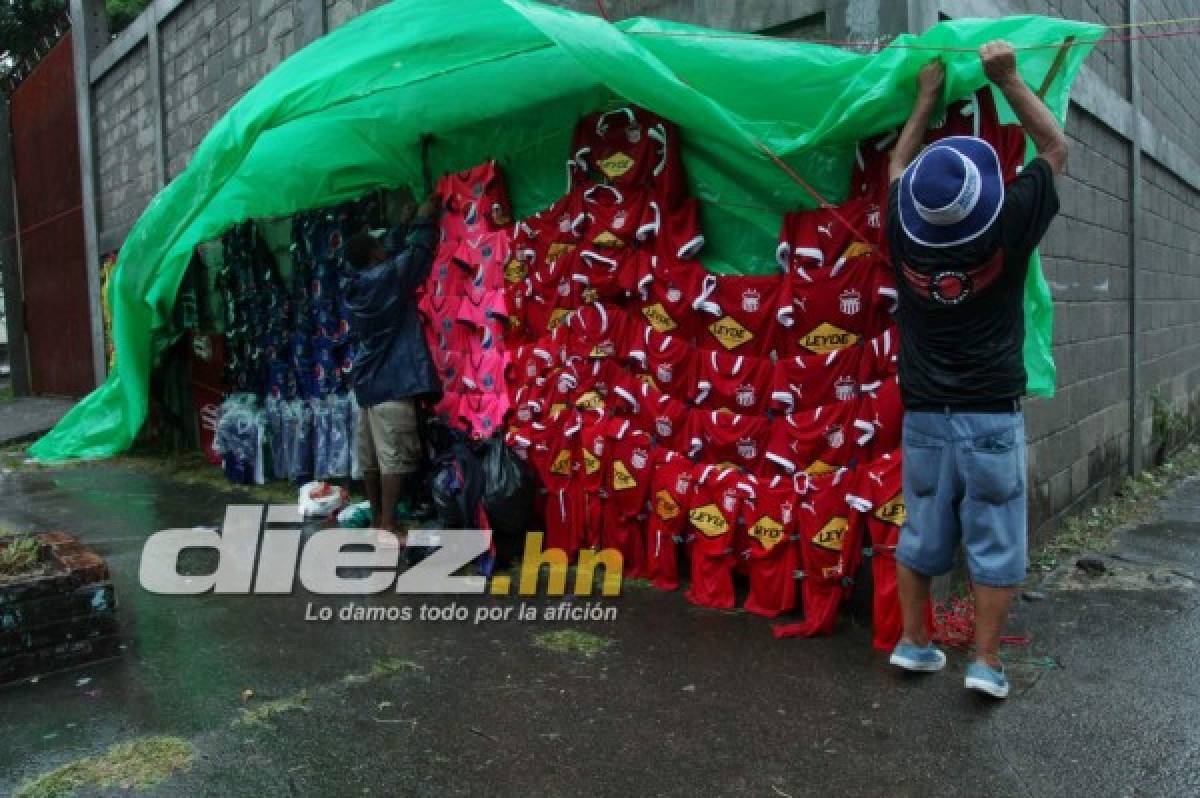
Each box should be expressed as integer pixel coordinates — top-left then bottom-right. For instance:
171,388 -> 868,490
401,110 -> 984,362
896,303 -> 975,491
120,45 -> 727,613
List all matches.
533,629 -> 612,657
0,536 -> 41,577
341,657 -> 424,687
0,384 -> 13,403
1031,443 -> 1200,573
233,689 -> 310,729
15,736 -> 192,798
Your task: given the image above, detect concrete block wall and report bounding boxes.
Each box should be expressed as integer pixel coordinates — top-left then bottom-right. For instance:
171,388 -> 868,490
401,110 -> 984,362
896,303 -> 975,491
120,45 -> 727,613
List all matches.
78,0 -> 1200,543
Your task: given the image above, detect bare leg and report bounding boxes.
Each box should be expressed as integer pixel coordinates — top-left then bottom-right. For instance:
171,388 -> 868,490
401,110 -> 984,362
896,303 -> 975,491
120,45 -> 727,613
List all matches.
380,473 -> 406,542
972,584 -> 1016,668
896,562 -> 933,646
363,469 -> 382,528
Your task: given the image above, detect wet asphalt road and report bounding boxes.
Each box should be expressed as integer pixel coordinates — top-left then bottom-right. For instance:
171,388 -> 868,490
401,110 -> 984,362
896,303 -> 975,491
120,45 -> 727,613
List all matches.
1,462 -> 1199,797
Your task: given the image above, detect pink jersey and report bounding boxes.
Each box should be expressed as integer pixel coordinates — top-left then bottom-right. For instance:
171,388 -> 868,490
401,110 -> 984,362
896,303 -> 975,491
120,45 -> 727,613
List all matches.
438,161 -> 513,233
693,349 -> 775,414
457,393 -> 510,439
459,350 -> 508,396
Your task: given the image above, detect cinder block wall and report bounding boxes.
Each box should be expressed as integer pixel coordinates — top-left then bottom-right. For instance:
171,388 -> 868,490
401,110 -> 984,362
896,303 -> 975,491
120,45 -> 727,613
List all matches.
83,0 -> 1200,543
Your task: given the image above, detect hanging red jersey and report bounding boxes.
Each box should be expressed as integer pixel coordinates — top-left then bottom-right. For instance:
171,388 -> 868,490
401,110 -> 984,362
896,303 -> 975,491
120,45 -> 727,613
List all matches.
776,254 -> 897,357
645,449 -> 693,591
694,272 -> 786,356
574,184 -> 657,252
560,301 -> 634,361
601,419 -> 655,580
686,410 -> 772,474
776,194 -> 885,274
769,346 -> 862,414
524,413 -> 584,557
622,378 -> 693,451
849,128 -> 899,202
772,469 -> 859,638
855,375 -> 903,460
692,350 -> 775,414
858,327 -> 899,384
576,408 -> 610,550
635,196 -> 706,260
741,474 -> 804,618
765,399 -> 876,476
571,106 -> 685,201
845,451 -> 909,651
628,325 -> 698,398
685,464 -> 754,609
636,254 -> 709,339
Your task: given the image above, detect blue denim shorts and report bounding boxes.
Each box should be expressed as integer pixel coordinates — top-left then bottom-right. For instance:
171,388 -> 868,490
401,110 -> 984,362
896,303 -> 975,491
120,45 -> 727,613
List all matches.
896,410 -> 1028,587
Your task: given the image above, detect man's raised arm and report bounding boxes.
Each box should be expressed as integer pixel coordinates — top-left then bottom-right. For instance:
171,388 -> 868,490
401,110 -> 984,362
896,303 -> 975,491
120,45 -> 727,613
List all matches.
888,60 -> 946,184
981,40 -> 1068,175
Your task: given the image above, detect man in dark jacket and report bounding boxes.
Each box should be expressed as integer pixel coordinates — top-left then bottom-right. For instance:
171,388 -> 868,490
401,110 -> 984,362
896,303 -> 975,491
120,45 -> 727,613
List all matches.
885,42 -> 1066,698
343,193 -> 441,541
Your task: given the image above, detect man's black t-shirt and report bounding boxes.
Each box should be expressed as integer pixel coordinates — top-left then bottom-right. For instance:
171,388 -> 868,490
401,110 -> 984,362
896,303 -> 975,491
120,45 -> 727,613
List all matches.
887,157 -> 1060,409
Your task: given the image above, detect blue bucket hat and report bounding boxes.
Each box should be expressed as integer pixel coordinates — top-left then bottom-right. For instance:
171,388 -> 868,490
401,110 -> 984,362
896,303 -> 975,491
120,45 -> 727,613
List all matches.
898,136 -> 1004,248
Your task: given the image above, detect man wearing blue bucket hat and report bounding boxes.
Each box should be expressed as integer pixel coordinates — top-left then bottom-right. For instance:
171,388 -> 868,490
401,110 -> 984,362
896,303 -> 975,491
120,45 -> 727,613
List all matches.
884,42 -> 1067,698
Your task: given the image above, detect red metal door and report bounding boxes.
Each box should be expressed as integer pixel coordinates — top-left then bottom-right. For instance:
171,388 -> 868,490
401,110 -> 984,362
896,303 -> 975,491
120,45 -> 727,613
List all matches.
10,33 -> 94,396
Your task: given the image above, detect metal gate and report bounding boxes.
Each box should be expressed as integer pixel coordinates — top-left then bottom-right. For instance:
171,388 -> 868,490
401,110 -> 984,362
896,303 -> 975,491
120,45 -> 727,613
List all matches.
9,33 -> 94,397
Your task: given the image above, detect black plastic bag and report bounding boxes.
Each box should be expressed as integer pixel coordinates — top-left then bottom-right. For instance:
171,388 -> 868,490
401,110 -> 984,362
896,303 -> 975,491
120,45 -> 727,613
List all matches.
474,432 -> 538,566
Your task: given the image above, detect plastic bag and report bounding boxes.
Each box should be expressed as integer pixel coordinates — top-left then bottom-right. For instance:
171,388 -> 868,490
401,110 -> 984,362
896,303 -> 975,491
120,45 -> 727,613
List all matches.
284,398 -> 315,484
336,500 -> 372,528
299,480 -> 349,518
265,396 -> 290,481
474,432 -> 537,565
212,395 -> 266,485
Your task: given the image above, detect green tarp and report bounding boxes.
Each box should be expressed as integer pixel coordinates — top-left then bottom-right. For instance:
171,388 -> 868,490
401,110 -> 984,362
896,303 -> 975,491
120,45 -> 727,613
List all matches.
31,0 -> 1104,462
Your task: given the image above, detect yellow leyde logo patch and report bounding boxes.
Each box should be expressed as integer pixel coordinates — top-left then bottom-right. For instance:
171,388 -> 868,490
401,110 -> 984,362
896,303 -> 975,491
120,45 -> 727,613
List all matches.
642,302 -> 678,333
748,516 -> 786,551
709,316 -> 754,350
874,494 -> 906,526
612,461 -> 637,491
597,152 -> 636,179
688,503 -> 729,538
800,322 -> 859,354
655,490 -> 680,521
550,449 -> 573,477
504,258 -> 526,284
812,516 -> 848,552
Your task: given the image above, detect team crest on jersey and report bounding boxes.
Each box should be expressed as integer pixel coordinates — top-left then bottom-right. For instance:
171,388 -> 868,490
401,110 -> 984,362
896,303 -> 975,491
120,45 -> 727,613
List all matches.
598,152 -> 636,179
826,424 -> 846,449
556,372 -> 575,393
482,375 -> 495,391
813,516 -> 848,552
592,436 -> 605,457
834,376 -> 858,402
722,488 -> 739,514
626,125 -> 643,143
656,362 -> 674,384
737,438 -> 758,461
735,384 -> 756,408
642,303 -> 677,333
839,288 -> 863,316
525,359 -> 539,378
480,244 -> 493,262
675,473 -> 692,495
709,316 -> 754,350
593,231 -> 623,248
666,287 -> 683,303
516,405 -> 532,422
655,416 -> 674,439
631,448 -> 650,470
800,322 -> 859,354
612,210 -> 628,230
741,288 -> 762,313
550,449 -> 573,476
612,460 -> 637,491
655,490 -> 680,521
556,279 -> 571,297
689,503 -> 729,538
781,500 -> 795,524
556,215 -> 573,233
749,516 -> 785,551
867,204 -> 882,228
875,494 -> 907,526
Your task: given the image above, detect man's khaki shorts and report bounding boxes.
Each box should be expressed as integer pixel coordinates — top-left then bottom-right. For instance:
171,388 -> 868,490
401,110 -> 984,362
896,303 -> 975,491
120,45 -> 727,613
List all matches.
356,400 -> 421,475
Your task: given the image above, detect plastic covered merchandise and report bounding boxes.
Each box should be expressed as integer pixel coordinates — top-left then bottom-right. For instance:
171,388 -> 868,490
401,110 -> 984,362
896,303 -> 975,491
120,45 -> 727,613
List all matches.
211,395 -> 266,485
31,4 -> 1102,462
283,398 -> 316,484
264,396 -> 290,480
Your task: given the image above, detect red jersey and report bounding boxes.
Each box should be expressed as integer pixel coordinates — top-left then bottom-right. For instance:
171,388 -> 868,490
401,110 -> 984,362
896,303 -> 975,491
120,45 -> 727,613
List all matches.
741,474 -> 804,617
576,408 -> 610,550
776,254 -> 897,357
636,196 -> 706,260
560,301 -> 634,362
845,451 -> 908,651
858,327 -> 899,384
770,346 -> 862,414
571,106 -> 685,201
628,325 -> 698,398
645,449 -> 693,591
572,248 -> 640,303
574,183 -> 657,252
849,128 -> 899,202
694,272 -> 786,356
686,410 -> 772,473
601,418 -> 655,579
685,464 -> 754,609
567,358 -> 623,414
524,413 -> 584,556
692,349 -> 774,414
513,193 -> 586,277
623,378 -> 693,451
776,194 -> 885,274
772,469 -> 859,638
636,254 -> 710,339
764,400 -> 876,477
855,375 -> 903,461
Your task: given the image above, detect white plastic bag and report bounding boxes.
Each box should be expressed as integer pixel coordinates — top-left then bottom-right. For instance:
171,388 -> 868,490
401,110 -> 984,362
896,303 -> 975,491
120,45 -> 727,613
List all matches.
298,480 -> 349,518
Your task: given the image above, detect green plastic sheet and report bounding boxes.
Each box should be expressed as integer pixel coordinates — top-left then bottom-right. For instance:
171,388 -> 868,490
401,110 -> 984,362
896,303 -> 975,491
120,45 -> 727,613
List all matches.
31,0 -> 1103,461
